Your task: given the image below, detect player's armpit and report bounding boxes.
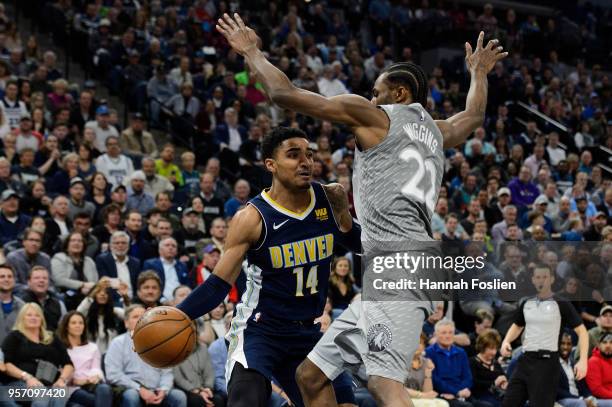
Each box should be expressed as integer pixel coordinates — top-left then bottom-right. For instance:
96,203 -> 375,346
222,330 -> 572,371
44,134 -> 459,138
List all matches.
271,90 -> 388,150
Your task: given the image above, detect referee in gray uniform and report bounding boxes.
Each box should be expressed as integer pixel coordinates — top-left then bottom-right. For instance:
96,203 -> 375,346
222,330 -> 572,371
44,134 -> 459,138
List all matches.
500,265 -> 589,407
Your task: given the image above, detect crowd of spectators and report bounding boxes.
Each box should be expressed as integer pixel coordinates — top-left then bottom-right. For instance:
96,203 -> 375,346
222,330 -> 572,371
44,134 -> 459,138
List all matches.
0,0 -> 612,406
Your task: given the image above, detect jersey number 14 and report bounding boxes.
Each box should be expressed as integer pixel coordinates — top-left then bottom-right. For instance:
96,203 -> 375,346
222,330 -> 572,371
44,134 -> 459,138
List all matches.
293,266 -> 318,297
399,146 -> 437,214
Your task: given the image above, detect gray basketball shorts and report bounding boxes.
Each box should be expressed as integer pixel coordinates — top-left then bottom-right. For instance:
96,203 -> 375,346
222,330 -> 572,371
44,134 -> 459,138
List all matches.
308,299 -> 425,383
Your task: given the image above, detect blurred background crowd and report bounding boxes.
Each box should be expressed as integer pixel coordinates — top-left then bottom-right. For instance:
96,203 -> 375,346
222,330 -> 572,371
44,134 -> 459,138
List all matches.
0,0 -> 611,406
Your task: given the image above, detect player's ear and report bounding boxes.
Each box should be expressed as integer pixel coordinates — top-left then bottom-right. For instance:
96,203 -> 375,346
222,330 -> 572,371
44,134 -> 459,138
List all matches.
395,86 -> 410,104
264,157 -> 276,173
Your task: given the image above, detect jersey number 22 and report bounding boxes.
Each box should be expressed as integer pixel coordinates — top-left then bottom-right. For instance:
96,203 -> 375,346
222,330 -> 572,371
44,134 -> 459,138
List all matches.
400,146 -> 437,214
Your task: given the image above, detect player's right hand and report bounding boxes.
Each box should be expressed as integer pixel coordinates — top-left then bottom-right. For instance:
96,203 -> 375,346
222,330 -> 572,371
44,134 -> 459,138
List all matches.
465,31 -> 508,75
500,341 -> 512,357
216,13 -> 262,57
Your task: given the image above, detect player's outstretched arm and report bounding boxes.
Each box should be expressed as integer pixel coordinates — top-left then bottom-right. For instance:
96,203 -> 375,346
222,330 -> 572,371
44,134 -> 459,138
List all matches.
216,13 -> 387,150
436,31 -> 508,149
177,205 -> 261,320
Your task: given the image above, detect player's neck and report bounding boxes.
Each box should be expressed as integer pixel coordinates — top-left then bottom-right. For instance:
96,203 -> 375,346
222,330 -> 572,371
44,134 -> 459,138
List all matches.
268,181 -> 311,213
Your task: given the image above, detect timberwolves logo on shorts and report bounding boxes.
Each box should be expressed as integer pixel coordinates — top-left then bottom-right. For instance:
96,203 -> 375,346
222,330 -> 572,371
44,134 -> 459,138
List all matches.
367,324 -> 393,352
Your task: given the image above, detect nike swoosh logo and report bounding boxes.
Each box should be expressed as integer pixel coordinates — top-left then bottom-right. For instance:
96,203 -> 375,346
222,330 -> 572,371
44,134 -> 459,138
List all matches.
273,219 -> 289,230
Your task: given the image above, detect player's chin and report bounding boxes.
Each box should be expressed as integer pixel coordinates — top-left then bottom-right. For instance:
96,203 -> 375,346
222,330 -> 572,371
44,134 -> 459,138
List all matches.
295,174 -> 312,187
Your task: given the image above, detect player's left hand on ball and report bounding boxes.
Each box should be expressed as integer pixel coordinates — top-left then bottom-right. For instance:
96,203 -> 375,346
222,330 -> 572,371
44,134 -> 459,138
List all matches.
216,13 -> 261,56
574,359 -> 587,380
465,31 -> 508,74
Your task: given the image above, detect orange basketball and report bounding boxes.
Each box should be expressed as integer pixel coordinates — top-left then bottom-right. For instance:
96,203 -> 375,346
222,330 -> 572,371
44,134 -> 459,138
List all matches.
133,306 -> 197,368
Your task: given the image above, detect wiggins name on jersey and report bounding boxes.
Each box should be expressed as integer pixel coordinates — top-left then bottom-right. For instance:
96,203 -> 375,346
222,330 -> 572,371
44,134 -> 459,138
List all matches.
237,182 -> 345,323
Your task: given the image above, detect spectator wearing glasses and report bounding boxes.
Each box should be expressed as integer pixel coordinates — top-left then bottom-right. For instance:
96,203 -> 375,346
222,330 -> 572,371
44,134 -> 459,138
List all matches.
5,228 -> 51,289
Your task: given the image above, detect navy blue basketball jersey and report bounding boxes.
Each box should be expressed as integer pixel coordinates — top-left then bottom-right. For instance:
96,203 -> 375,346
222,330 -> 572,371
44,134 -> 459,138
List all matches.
237,182 -> 341,322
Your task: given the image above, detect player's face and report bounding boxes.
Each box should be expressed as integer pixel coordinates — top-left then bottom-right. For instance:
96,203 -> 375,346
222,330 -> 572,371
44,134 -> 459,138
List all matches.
371,73 -> 411,106
371,75 -> 394,106
269,138 -> 314,190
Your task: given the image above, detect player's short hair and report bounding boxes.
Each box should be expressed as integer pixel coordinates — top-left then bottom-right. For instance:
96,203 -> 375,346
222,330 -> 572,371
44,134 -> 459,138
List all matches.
262,127 -> 308,160
475,329 -> 501,353
381,62 -> 428,106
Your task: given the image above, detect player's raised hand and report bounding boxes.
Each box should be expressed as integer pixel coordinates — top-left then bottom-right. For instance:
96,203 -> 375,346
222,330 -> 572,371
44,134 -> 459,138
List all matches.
464,31 -> 508,75
216,13 -> 261,56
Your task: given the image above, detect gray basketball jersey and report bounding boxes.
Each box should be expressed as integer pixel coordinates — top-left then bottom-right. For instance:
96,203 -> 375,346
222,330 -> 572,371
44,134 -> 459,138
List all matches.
353,103 -> 444,244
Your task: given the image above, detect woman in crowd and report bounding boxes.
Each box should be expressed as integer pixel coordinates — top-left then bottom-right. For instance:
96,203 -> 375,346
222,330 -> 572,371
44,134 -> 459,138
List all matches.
19,79 -> 32,106
31,106 -> 50,135
189,196 -> 207,233
91,203 -> 122,249
87,172 -> 111,223
77,144 -> 96,182
51,231 -> 98,309
1,303 -> 73,404
404,332 -> 448,406
49,152 -> 80,195
76,278 -> 126,353
34,134 -> 61,178
20,180 -> 52,218
469,329 -> 507,407
328,257 -> 357,319
47,78 -> 73,112
0,132 -> 18,164
57,311 -> 113,407
199,302 -> 227,345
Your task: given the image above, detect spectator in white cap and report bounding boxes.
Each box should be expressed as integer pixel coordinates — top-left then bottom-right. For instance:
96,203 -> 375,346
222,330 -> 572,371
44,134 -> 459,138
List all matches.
520,194 -> 553,233
125,170 -> 154,216
485,186 -> 511,226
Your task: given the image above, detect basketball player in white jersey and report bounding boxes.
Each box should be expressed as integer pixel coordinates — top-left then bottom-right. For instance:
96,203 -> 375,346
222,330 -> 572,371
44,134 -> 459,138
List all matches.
217,13 -> 507,407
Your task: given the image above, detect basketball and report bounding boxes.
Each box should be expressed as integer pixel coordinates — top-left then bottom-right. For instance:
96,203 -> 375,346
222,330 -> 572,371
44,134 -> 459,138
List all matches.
133,306 -> 197,368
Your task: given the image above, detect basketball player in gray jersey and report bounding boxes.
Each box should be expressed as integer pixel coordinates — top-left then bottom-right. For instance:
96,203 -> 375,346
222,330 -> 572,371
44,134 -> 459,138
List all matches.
217,13 -> 507,407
